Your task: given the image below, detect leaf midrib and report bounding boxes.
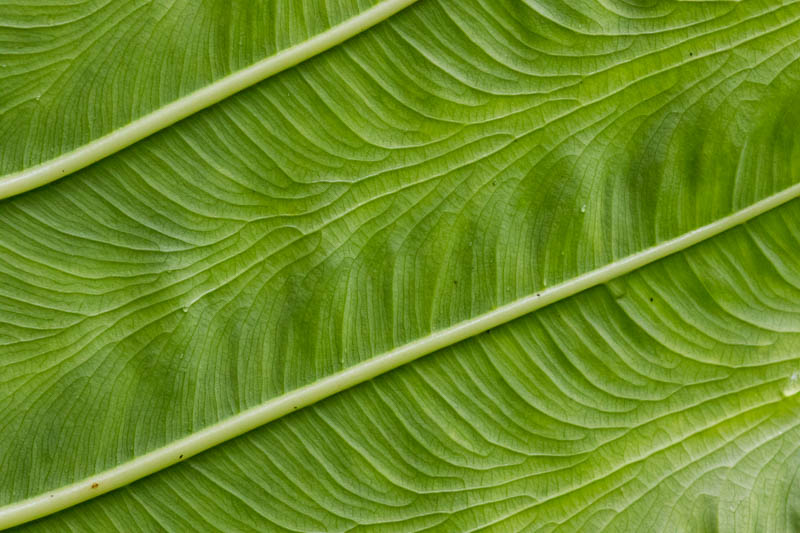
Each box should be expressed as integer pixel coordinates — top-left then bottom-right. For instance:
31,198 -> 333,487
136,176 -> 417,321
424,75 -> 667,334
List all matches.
0,0 -> 421,201
3,0 -> 800,527
2,171 -> 800,529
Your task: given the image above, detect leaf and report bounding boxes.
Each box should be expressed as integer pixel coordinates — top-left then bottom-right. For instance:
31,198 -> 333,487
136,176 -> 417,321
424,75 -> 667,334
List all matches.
0,0 -> 418,196
2,0 -> 800,530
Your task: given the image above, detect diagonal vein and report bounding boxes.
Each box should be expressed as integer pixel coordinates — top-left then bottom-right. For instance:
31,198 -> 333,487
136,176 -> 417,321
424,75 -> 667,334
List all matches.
0,0 -> 421,201
2,163 -> 800,529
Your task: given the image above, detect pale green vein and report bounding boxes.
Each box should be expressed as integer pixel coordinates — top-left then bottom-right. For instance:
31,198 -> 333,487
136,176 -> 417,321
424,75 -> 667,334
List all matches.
2,173 -> 800,529
0,0 -> 420,201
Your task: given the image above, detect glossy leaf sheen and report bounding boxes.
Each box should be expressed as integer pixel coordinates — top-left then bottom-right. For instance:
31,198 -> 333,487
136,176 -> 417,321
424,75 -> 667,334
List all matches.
2,0 -> 800,531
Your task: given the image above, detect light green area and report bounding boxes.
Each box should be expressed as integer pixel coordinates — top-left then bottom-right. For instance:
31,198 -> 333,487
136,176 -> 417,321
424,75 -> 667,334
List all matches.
2,0 -> 800,530
0,0 -> 385,176
17,197 -> 800,532
0,0 -> 418,198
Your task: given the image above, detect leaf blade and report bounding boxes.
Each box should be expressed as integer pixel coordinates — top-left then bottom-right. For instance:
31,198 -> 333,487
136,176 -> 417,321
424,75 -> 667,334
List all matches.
2,0 -> 800,529
0,0 -> 418,198
14,195 -> 800,532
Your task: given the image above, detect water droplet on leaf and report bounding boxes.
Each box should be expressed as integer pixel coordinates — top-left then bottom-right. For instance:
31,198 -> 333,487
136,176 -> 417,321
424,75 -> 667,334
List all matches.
782,371 -> 800,397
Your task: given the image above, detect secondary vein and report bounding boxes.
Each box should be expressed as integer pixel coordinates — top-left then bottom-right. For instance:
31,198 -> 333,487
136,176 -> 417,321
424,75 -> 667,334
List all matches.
2,172 -> 800,529
0,0 -> 420,201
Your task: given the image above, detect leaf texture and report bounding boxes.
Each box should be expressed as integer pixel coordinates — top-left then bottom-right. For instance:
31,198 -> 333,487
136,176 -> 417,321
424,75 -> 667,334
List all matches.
2,0 -> 800,530
16,197 -> 800,532
0,0 -> 385,175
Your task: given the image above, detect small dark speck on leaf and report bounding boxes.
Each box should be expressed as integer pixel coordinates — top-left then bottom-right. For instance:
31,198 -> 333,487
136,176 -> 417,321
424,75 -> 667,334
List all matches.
689,52 -> 693,56
649,297 -> 654,302
179,454 -> 184,459
91,483 -> 98,489
293,406 -> 298,410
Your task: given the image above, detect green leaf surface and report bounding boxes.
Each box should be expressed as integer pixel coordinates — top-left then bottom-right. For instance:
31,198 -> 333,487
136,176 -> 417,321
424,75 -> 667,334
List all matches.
2,0 -> 800,530
0,0 -> 386,175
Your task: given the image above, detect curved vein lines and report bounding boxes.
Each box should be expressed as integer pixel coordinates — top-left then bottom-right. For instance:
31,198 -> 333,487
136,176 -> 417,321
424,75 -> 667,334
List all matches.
322,401 -> 432,490
558,308 -> 655,395
743,225 -> 800,296
578,304 -> 679,389
0,0 -> 421,200
180,466 -> 289,530
687,240 -> 798,333
280,426 -> 384,516
512,320 -> 620,415
487,327 -> 595,427
410,362 -> 527,451
505,390 -> 788,530
5,0 -> 800,530
3,226 -> 299,370
599,419 -> 800,532
244,436 -> 354,518
380,381 -> 489,467
450,355 -> 554,448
